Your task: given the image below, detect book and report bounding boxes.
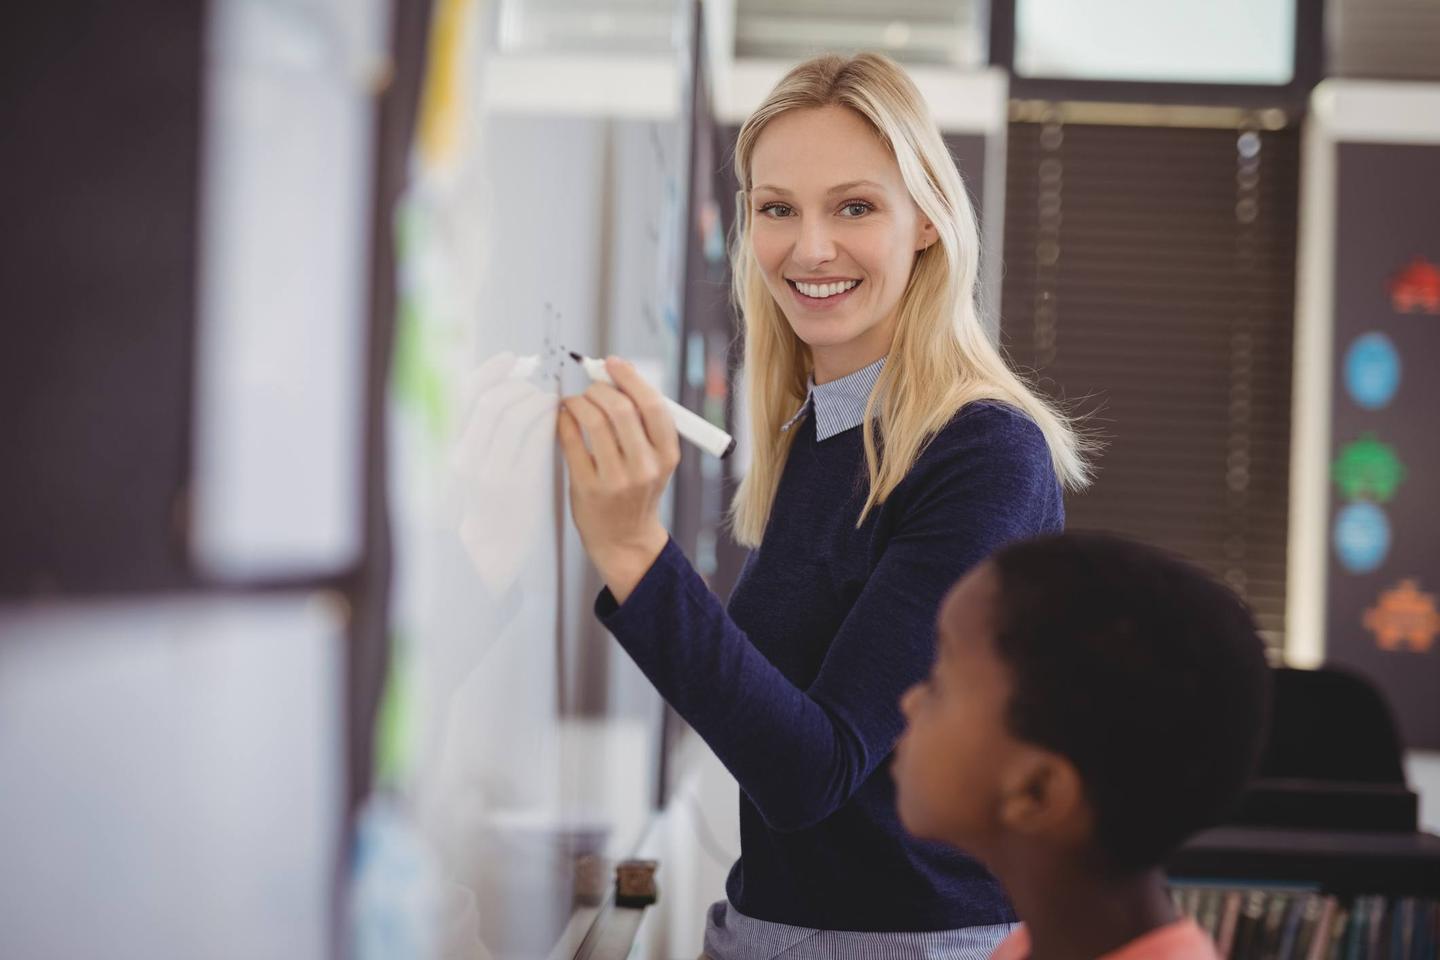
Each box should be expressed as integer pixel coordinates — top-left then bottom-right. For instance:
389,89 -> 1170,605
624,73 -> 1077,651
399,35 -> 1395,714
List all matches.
1217,890 -> 1243,958
1303,895 -> 1338,960
1234,890 -> 1268,959
1366,893 -> 1386,960
1198,887 -> 1223,940
1277,892 -> 1314,960
1417,901 -> 1438,960
1179,886 -> 1201,922
1344,895 -> 1368,960
1327,904 -> 1351,960
1391,897 -> 1411,960
1259,892 -> 1293,959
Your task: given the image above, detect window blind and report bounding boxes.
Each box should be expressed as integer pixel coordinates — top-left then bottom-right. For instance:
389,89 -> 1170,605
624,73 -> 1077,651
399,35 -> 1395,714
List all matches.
999,110 -> 1301,651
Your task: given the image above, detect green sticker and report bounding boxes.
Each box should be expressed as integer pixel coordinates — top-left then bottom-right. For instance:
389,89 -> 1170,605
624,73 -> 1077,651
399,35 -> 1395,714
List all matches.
390,202 -> 454,443
1332,434 -> 1407,504
373,634 -> 417,791
392,297 -> 449,439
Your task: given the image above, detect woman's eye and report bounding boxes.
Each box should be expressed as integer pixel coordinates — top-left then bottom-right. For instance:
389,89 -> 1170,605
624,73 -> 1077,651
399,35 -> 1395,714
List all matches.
841,201 -> 872,217
758,202 -> 792,218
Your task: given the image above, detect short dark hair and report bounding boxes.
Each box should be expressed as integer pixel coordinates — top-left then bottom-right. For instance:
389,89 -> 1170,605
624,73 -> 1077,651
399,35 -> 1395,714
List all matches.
988,531 -> 1271,872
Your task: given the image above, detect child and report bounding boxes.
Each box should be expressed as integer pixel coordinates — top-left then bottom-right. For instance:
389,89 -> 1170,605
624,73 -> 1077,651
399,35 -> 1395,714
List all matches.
895,531 -> 1271,960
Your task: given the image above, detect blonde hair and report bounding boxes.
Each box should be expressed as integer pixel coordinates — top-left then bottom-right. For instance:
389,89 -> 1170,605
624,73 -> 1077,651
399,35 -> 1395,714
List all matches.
729,52 -> 1093,548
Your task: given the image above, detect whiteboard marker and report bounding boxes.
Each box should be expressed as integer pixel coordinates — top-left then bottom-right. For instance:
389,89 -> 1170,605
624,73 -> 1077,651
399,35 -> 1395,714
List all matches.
568,352 -> 735,459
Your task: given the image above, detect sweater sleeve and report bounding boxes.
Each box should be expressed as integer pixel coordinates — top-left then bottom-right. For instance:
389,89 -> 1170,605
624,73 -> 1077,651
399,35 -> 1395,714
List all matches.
595,408 -> 1061,832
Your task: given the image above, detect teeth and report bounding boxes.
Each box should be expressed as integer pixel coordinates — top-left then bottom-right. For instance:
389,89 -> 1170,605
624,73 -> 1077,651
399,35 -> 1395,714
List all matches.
795,280 -> 858,299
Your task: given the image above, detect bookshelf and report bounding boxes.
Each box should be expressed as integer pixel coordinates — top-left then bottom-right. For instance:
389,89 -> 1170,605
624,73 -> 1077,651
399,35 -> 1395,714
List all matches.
1167,825 -> 1440,958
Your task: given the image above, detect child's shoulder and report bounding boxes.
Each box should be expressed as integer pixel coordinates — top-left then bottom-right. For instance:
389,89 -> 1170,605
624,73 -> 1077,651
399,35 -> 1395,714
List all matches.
987,920 -> 1220,960
987,925 -> 1030,960
1104,919 -> 1221,960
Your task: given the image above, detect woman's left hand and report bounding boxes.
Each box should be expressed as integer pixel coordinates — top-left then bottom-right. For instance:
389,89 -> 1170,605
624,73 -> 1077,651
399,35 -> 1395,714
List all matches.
556,356 -> 680,603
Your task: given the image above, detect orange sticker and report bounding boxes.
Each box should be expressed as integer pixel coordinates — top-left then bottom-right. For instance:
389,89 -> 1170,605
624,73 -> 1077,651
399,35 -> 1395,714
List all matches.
1363,579 -> 1440,653
1388,256 -> 1440,314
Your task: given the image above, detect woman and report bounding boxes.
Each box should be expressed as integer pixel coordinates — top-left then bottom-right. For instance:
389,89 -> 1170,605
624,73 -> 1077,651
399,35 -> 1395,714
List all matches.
556,52 -> 1091,959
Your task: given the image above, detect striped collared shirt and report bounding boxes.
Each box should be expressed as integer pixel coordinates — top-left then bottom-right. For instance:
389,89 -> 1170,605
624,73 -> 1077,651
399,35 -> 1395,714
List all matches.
780,356 -> 886,440
703,899 -> 1017,960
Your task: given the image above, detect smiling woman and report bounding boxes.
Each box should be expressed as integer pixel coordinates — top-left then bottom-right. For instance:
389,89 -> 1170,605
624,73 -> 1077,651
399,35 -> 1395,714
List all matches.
726,55 -> 1091,550
747,108 -> 937,384
556,51 -> 1094,959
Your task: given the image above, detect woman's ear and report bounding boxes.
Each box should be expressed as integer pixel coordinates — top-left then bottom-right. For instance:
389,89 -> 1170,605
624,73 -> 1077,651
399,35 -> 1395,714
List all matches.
915,217 -> 938,252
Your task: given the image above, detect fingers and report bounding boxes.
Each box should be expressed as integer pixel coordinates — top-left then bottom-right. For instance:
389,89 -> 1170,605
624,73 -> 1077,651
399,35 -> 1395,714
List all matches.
581,380 -> 654,462
604,357 -> 681,468
556,403 -> 597,486
561,393 -> 623,476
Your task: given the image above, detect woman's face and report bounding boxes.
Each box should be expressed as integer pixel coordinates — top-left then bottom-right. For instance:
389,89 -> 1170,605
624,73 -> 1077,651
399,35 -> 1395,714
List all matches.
748,104 -> 936,383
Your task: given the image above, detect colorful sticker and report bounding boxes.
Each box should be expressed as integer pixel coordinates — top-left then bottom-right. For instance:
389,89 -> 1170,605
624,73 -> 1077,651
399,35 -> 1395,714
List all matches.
416,0 -> 476,174
1343,333 -> 1401,410
1333,501 -> 1391,574
1363,580 -> 1439,653
700,197 -> 726,265
1332,434 -> 1407,504
686,331 -> 705,389
1388,256 -> 1440,315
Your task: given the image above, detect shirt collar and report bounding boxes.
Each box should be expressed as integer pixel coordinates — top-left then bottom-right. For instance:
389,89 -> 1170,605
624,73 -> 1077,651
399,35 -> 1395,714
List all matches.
780,356 -> 886,441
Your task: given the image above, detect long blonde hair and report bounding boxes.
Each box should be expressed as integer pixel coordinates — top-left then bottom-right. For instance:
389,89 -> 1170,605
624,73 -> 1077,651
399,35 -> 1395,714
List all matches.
729,52 -> 1093,548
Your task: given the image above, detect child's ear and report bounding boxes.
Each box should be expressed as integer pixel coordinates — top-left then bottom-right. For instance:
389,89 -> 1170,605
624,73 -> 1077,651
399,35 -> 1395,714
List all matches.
997,750 -> 1087,838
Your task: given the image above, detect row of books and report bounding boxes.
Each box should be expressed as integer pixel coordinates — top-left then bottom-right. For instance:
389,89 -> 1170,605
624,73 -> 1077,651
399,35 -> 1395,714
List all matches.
1169,885 -> 1437,960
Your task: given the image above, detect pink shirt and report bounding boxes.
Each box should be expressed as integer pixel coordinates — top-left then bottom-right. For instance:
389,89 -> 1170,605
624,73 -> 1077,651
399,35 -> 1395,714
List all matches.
989,919 -> 1221,960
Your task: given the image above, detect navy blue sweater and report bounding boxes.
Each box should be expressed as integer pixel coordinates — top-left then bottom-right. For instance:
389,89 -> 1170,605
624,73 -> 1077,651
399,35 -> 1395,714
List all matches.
596,401 -> 1064,931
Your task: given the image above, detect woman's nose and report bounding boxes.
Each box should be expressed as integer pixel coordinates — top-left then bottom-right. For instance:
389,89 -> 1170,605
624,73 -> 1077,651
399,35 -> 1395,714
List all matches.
794,218 -> 837,266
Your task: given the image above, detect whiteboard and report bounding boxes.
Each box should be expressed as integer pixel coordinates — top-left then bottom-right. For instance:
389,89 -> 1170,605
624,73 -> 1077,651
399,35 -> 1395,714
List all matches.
190,0 -> 389,581
0,594 -> 343,960
351,7 -> 696,956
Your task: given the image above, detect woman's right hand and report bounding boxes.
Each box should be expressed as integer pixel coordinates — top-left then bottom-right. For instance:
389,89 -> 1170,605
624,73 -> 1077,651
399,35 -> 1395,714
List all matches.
556,356 -> 680,603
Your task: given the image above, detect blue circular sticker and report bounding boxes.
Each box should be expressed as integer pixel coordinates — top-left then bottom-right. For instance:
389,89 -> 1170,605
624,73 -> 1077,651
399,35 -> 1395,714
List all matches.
1333,501 -> 1391,574
1344,333 -> 1401,410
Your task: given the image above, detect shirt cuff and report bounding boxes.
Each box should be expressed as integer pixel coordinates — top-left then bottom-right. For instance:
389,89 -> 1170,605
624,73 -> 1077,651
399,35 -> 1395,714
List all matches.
594,535 -> 689,623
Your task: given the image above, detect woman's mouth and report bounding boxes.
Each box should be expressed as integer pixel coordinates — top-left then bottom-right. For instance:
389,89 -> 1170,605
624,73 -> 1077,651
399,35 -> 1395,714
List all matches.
787,278 -> 861,309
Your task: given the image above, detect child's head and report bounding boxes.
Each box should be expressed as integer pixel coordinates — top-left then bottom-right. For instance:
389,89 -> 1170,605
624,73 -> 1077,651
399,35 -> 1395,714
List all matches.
895,531 -> 1271,877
